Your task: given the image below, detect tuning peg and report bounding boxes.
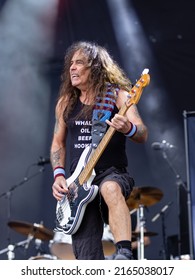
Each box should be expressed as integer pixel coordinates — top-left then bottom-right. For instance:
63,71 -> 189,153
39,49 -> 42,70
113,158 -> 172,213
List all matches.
142,68 -> 149,74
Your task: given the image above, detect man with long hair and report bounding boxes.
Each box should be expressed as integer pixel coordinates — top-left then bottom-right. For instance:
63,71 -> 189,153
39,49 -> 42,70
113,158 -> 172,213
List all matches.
50,41 -> 148,260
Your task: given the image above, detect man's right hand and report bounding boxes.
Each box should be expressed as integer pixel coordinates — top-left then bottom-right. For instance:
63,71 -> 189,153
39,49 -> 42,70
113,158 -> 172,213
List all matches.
52,176 -> 68,201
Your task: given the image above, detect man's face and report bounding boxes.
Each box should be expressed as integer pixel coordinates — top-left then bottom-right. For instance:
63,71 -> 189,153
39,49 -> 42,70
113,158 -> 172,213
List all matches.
69,50 -> 91,91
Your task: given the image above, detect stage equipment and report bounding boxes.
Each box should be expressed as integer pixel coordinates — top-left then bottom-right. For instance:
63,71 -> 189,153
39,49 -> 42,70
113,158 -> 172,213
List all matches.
8,220 -> 54,241
183,110 -> 195,259
126,186 -> 163,209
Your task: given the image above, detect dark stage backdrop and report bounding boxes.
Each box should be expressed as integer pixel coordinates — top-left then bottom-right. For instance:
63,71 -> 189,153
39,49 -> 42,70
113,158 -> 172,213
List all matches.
0,0 -> 194,260
184,111 -> 195,259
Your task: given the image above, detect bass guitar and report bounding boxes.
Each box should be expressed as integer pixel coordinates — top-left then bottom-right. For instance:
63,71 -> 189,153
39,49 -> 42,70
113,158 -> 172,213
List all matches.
55,69 -> 150,235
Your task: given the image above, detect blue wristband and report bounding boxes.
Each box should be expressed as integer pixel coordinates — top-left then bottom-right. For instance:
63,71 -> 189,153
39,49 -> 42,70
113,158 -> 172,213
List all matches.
54,167 -> 66,180
124,123 -> 137,138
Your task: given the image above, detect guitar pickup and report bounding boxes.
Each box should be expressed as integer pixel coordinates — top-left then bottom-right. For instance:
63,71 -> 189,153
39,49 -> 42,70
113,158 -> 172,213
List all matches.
54,225 -> 63,232
63,224 -> 71,230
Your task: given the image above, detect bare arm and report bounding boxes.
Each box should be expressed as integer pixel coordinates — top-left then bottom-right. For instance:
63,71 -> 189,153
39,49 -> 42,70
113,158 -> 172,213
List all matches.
50,102 -> 67,168
50,99 -> 68,200
106,89 -> 148,143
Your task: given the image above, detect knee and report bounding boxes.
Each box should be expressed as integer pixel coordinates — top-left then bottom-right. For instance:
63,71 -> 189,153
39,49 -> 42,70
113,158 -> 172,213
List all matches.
101,181 -> 123,204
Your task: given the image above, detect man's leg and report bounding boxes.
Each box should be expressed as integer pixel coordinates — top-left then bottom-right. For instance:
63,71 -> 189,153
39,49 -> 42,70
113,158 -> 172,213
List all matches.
101,181 -> 133,260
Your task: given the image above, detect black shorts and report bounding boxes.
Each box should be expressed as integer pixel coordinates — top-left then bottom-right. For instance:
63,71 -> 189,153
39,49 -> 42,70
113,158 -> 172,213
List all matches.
71,166 -> 135,260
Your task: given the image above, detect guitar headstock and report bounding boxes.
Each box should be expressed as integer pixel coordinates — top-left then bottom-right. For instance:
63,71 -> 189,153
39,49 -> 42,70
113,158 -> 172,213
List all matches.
126,69 -> 150,107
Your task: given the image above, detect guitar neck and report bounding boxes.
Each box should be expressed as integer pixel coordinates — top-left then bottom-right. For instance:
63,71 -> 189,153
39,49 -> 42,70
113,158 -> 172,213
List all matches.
78,70 -> 150,185
79,101 -> 129,185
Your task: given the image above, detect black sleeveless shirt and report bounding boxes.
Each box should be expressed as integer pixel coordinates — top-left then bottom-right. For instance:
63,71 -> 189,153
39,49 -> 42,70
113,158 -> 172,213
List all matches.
66,98 -> 128,174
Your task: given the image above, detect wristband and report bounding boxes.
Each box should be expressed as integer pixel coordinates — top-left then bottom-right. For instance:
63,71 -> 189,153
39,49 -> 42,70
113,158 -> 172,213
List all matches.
124,122 -> 137,138
54,166 -> 65,180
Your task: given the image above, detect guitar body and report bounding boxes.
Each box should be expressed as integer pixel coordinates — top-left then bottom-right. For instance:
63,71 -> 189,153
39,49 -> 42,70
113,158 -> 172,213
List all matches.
55,145 -> 99,235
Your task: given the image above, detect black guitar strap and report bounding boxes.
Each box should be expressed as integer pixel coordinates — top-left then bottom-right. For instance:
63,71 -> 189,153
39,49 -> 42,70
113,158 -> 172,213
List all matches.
91,121 -> 107,148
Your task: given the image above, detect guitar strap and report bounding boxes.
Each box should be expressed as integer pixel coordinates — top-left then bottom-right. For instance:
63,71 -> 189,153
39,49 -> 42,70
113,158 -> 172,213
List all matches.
91,83 -> 119,148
